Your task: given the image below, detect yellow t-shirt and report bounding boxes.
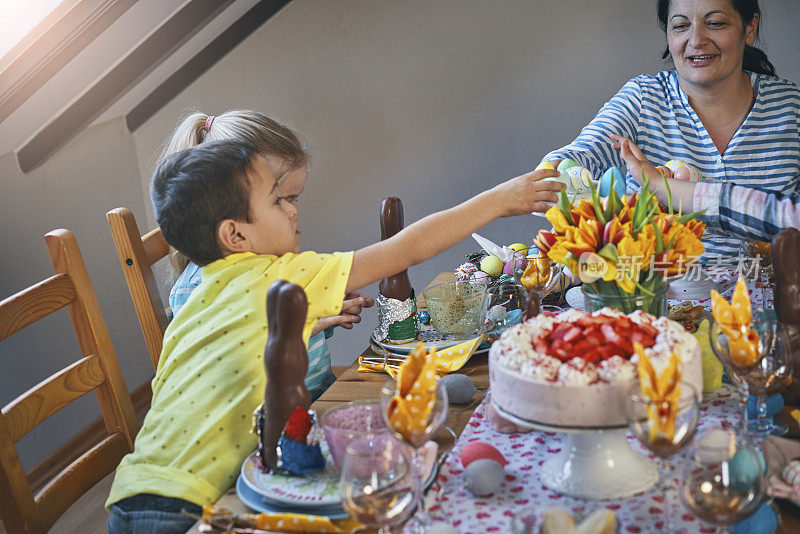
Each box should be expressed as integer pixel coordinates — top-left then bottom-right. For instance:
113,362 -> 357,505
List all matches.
106,251 -> 353,508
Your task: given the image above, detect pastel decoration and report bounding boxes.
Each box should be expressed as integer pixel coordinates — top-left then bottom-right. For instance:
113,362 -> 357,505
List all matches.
469,270 -> 492,285
509,242 -> 529,255
480,255 -> 504,277
730,448 -> 766,491
695,320 -> 723,392
441,373 -> 476,404
566,166 -> 593,193
557,158 -> 580,172
536,161 -> 555,171
503,252 -> 527,275
464,458 -> 504,496
460,441 -> 508,468
599,167 -> 626,198
665,159 -> 702,182
656,165 -> 674,178
418,310 -> 431,325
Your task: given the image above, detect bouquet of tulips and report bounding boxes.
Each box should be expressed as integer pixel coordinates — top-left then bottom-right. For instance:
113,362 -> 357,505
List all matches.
533,175 -> 706,314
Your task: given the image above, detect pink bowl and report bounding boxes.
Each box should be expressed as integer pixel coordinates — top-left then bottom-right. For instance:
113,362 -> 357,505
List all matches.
320,400 -> 390,470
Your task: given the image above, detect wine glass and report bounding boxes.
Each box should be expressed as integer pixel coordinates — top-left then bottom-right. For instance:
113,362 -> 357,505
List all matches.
627,381 -> 700,531
709,311 -> 795,436
680,428 -> 766,533
340,434 -> 415,534
380,378 -> 449,533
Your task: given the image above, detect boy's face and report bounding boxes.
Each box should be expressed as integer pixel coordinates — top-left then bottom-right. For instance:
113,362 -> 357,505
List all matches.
238,156 -> 307,256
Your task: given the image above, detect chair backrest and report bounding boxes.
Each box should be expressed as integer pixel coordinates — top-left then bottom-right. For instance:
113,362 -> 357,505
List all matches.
0,229 -> 139,534
107,207 -> 170,369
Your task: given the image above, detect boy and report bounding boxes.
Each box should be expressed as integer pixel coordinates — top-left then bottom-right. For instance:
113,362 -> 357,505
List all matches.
106,139 -> 561,533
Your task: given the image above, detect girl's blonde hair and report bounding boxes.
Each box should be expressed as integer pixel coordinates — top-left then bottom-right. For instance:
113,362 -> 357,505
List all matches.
159,109 -> 308,273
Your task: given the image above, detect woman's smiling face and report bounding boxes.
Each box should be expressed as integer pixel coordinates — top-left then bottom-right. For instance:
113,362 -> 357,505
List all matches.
666,0 -> 759,90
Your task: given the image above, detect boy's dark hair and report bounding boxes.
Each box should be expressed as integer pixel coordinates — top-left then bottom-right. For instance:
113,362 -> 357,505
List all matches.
151,139 -> 259,266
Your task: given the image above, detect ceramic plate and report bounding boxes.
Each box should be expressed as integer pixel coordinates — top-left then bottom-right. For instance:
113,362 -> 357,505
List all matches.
235,476 -> 349,519
241,443 -> 342,508
371,326 -> 480,355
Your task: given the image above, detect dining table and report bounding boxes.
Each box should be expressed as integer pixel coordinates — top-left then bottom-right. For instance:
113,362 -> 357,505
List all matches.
187,272 -> 800,533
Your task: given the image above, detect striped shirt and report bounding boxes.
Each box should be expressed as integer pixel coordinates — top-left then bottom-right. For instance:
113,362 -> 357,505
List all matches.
168,262 -> 336,400
543,70 -> 800,259
693,181 -> 800,242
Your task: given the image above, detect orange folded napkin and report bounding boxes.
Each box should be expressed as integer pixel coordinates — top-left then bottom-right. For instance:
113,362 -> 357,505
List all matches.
710,276 -> 760,367
201,505 -> 363,533
635,344 -> 681,441
358,336 -> 482,377
386,346 -> 437,438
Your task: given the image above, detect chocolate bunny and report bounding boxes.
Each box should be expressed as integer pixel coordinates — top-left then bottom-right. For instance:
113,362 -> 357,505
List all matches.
260,280 -> 311,470
772,229 -> 800,403
379,197 -> 413,301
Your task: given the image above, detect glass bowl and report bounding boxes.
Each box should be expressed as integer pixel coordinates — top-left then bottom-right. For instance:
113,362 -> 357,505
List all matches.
422,281 -> 487,339
320,400 -> 390,470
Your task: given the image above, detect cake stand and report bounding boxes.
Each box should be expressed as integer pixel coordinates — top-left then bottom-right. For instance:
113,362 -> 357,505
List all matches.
491,399 -> 658,500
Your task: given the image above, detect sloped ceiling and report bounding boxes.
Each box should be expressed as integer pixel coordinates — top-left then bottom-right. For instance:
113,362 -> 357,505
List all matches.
0,0 -> 288,169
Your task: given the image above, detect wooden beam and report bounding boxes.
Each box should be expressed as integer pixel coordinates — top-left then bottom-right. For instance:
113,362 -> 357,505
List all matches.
0,0 -> 137,125
126,0 -> 291,132
16,0 -> 235,173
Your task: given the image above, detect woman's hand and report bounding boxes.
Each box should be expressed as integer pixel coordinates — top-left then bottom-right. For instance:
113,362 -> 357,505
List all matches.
310,292 -> 375,336
493,168 -> 564,216
609,133 -> 662,186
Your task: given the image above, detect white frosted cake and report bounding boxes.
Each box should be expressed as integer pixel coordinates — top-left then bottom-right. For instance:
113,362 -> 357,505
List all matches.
489,308 -> 703,428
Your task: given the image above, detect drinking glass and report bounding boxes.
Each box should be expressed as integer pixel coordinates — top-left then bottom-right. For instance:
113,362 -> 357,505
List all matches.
680,428 -> 765,533
709,311 -> 795,436
340,434 -> 415,534
380,378 -> 449,533
627,381 -> 700,531
482,282 -> 527,342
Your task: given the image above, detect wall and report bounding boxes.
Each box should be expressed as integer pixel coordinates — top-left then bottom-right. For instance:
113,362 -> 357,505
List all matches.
0,117 -> 154,469
132,0 -> 800,367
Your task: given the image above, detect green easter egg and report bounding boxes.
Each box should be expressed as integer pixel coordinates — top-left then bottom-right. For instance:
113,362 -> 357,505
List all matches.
480,255 -> 504,277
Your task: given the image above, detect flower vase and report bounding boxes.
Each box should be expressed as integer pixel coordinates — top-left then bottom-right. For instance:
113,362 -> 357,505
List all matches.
582,281 -> 669,317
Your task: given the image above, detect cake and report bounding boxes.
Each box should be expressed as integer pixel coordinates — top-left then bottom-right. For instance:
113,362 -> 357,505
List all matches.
489,308 -> 703,428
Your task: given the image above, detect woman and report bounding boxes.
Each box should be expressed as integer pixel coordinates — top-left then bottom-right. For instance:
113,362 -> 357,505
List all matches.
541,0 -> 800,255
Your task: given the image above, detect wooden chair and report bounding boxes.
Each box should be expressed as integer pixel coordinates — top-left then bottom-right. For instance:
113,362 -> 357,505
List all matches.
0,229 -> 139,534
107,207 -> 170,369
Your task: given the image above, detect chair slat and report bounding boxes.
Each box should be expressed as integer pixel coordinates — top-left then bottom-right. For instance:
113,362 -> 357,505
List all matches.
142,226 -> 170,265
35,432 -> 128,529
0,274 -> 74,342
3,354 -> 104,444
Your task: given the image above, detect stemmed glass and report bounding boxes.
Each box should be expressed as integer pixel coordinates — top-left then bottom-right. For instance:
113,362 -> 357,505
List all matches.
680,428 -> 765,533
380,378 -> 449,533
627,381 -> 700,531
340,435 -> 416,534
709,311 -> 795,435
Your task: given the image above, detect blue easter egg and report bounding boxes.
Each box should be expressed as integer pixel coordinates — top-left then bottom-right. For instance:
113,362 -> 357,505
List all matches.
732,502 -> 778,534
557,158 -> 580,172
419,310 -> 431,325
464,458 -> 504,496
442,374 -> 476,405
599,167 -> 626,198
730,449 -> 765,491
747,393 -> 784,419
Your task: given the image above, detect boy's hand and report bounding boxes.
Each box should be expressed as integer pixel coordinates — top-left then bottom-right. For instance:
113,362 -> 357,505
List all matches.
494,168 -> 563,216
310,292 -> 375,336
609,134 -> 661,186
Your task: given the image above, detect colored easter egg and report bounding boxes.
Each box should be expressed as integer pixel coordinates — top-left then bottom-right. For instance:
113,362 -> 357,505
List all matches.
464,458 -> 504,497
509,243 -> 529,255
536,161 -> 555,171
550,170 -> 574,193
460,441 -> 508,468
469,270 -> 492,285
503,252 -> 527,275
442,374 -> 476,405
730,449 -> 765,491
732,502 -> 778,534
480,255 -> 504,277
599,167 -> 626,198
557,158 -> 580,172
747,393 -> 784,419
656,165 -> 674,178
566,166 -> 593,193
418,310 -> 431,325
427,522 -> 460,534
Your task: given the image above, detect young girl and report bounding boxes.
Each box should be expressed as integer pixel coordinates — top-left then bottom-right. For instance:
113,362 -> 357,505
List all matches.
160,110 -> 372,399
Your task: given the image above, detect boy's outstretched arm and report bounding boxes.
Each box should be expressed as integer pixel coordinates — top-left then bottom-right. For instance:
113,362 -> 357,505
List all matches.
345,169 -> 562,293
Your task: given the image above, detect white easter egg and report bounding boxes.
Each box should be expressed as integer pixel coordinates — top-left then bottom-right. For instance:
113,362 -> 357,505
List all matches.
464,458 -> 504,496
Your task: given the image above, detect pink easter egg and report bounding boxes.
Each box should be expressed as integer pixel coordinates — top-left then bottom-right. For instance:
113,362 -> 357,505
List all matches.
503,252 -> 527,275
460,441 -> 508,468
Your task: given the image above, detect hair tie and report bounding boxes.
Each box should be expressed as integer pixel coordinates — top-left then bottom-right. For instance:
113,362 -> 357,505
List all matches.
203,115 -> 215,133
